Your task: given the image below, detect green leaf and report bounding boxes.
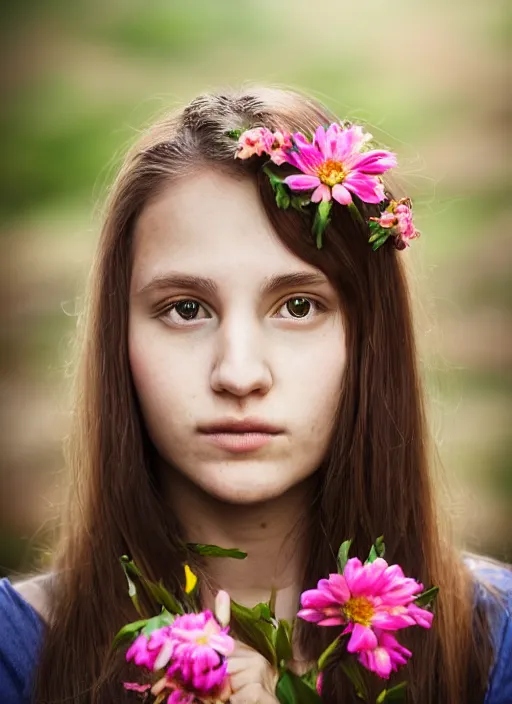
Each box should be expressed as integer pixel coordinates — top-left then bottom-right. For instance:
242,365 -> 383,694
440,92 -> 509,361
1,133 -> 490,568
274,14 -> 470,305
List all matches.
312,200 -> 333,248
290,193 -> 311,212
376,681 -> 408,702
318,634 -> 342,671
375,535 -> 386,558
141,609 -> 176,637
145,580 -> 184,615
186,543 -> 247,560
276,184 -> 291,209
225,129 -> 243,139
340,659 -> 369,701
231,599 -> 277,666
337,539 -> 353,574
262,165 -> 285,190
371,234 -> 390,251
231,600 -> 263,621
120,556 -> 144,616
347,202 -> 365,227
112,619 -> 148,649
414,586 -> 439,607
276,670 -> 323,704
368,226 -> 388,244
275,620 -> 293,665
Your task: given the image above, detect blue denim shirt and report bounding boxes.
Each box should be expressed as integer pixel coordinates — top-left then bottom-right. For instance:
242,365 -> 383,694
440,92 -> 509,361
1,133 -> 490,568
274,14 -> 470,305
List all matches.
0,554 -> 511,703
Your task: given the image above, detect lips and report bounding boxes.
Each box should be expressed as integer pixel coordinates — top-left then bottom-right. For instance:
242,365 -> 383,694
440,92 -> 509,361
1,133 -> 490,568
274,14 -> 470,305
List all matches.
198,417 -> 283,435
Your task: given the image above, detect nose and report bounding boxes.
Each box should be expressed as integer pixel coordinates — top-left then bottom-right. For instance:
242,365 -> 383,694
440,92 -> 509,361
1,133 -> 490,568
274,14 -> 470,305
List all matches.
210,317 -> 273,398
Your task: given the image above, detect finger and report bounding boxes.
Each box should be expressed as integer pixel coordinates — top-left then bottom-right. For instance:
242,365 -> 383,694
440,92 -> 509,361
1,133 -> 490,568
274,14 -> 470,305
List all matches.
227,655 -> 258,675
229,683 -> 277,704
229,663 -> 271,691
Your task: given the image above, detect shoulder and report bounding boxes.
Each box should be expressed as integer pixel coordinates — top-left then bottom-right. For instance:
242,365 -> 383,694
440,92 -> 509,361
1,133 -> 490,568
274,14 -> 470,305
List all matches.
0,575 -> 47,704
462,552 -> 512,704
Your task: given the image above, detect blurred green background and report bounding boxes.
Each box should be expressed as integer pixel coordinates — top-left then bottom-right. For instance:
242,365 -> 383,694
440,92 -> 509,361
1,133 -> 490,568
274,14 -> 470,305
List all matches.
1,0 -> 510,577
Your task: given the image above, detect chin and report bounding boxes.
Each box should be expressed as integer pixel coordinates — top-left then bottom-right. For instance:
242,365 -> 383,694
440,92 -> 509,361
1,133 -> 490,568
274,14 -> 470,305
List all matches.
197,468 -> 298,505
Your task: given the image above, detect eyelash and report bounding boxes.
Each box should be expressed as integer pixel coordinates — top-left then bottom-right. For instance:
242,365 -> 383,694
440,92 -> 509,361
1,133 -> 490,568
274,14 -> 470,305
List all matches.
158,296 -> 328,326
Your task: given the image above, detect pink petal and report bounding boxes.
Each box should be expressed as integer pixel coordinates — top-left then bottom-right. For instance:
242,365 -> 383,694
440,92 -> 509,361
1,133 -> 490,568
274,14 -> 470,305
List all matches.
284,174 -> 321,191
407,603 -> 434,629
370,646 -> 393,678
331,183 -> 352,204
314,125 -> 331,159
325,573 -> 351,603
296,608 -> 325,623
343,173 -> 385,203
350,150 -> 397,174
343,558 -> 364,591
311,184 -> 332,202
301,586 -> 337,609
317,616 -> 345,626
371,608 -> 415,630
347,623 -> 378,653
332,125 -> 366,162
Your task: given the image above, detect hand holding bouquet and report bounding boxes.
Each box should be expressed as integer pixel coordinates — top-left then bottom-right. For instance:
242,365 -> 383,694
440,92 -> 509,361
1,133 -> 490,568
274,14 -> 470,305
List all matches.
113,537 -> 438,703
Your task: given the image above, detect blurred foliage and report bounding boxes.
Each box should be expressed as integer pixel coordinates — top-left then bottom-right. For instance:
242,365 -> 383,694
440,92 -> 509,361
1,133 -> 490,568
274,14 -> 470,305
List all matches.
0,0 -> 510,576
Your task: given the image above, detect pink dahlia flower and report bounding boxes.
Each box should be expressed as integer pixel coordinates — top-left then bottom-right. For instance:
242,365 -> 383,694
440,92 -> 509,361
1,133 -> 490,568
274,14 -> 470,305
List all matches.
298,557 -> 433,657
370,198 -> 420,248
282,123 -> 396,205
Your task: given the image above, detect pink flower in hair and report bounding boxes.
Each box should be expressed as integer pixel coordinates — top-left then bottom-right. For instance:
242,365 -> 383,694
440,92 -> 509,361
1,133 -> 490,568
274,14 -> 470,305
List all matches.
282,123 -> 396,205
236,126 -> 293,165
369,198 -> 420,249
236,127 -> 275,159
298,556 -> 433,677
267,129 -> 293,165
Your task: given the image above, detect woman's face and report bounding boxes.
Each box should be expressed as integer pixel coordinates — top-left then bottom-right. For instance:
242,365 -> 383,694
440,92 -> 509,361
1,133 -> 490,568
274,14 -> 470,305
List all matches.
129,169 -> 347,504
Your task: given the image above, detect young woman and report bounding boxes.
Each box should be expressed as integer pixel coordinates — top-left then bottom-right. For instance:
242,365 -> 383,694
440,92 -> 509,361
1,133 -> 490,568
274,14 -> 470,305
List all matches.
0,86 -> 510,704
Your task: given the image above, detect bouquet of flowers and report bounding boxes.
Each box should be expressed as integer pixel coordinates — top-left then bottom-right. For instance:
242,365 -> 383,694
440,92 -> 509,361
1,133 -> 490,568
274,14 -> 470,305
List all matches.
112,537 -> 438,703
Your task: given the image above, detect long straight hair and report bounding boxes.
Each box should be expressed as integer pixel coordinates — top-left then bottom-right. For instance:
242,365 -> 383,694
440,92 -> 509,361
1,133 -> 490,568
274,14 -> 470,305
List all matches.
33,85 -> 493,703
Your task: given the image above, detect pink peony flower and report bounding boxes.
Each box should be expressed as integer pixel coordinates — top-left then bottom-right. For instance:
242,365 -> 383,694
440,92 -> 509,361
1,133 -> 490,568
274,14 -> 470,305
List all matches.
165,611 -> 234,694
369,198 -> 420,248
281,123 -> 396,205
126,631 -> 164,671
125,610 -> 234,701
357,629 -> 413,679
298,557 -> 433,660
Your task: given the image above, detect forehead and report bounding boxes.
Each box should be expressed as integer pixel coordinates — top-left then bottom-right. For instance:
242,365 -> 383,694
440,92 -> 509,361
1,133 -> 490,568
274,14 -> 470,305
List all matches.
131,169 -> 319,289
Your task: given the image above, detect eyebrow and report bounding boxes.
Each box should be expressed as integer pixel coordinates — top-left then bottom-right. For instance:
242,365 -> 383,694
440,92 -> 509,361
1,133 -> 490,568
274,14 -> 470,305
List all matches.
135,271 -> 330,298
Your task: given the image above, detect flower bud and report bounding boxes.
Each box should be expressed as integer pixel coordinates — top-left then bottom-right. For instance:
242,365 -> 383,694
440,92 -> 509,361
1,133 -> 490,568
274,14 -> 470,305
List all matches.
214,589 -> 231,627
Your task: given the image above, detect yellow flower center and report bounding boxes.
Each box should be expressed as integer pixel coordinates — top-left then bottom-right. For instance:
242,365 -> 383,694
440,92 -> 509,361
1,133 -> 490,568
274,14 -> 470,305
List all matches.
317,159 -> 346,187
196,635 -> 209,645
342,597 -> 374,627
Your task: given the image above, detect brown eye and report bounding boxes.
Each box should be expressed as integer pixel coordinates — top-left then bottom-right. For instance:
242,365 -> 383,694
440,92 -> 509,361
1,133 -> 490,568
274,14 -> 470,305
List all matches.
285,297 -> 312,318
173,300 -> 201,320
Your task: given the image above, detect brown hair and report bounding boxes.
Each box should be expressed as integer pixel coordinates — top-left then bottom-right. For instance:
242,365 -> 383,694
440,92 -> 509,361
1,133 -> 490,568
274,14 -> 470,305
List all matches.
33,85 -> 493,703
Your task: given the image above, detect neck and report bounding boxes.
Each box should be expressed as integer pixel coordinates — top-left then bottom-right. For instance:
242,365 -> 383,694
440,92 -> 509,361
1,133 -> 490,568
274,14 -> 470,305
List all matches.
161,466 -> 313,621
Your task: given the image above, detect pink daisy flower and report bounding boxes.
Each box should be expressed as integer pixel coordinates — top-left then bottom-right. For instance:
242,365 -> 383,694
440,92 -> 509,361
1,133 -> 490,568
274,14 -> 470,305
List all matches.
282,123 -> 396,205
298,557 -> 433,661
